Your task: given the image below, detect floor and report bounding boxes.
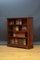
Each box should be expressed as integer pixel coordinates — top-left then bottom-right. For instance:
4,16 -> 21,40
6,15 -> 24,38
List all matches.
0,45 -> 40,60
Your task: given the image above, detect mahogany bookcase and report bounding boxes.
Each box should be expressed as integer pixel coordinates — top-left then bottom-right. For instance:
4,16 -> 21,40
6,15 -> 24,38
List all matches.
7,17 -> 33,49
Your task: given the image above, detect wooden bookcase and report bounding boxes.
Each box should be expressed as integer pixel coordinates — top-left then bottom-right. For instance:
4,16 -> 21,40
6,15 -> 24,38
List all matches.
7,17 -> 33,49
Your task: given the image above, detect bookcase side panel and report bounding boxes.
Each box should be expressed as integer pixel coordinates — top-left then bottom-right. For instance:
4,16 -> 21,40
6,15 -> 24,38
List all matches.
27,17 -> 33,48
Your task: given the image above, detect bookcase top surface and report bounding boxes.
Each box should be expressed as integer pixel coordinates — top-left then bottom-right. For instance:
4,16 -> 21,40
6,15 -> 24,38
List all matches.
7,17 -> 33,19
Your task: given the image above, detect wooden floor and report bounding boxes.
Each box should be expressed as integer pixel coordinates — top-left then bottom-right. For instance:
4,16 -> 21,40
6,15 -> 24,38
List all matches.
0,45 -> 40,60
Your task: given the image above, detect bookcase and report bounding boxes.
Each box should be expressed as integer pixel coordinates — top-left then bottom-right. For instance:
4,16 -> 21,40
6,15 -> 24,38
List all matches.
7,17 -> 33,49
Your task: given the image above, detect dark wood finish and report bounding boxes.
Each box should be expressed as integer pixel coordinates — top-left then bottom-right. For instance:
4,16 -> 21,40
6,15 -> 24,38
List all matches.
7,17 -> 33,49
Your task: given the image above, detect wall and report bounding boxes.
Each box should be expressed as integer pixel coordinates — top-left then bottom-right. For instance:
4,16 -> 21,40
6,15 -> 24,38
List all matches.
0,0 -> 40,43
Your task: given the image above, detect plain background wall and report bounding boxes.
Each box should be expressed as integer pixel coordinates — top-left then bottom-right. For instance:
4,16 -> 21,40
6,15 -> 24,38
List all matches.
0,0 -> 40,43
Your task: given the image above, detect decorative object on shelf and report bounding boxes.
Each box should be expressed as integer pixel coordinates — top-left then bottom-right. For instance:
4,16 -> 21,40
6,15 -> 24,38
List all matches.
22,26 -> 27,31
15,39 -> 18,44
16,26 -> 19,31
16,20 -> 19,25
23,39 -> 26,45
13,33 -> 16,37
9,22 -> 14,25
19,19 -> 22,25
11,39 -> 14,44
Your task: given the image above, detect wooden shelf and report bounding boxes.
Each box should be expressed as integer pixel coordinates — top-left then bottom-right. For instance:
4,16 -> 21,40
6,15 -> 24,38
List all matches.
8,36 -> 27,39
8,30 -> 28,33
8,24 -> 27,26
7,17 -> 33,49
